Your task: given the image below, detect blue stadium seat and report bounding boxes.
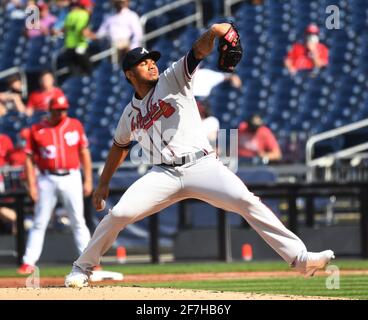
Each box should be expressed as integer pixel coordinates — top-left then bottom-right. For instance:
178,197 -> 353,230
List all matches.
0,0 -> 367,166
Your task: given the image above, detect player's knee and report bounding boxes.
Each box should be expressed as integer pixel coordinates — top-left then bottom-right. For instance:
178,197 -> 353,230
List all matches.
230,192 -> 263,217
110,197 -> 153,223
104,210 -> 131,229
110,206 -> 136,219
110,207 -> 124,218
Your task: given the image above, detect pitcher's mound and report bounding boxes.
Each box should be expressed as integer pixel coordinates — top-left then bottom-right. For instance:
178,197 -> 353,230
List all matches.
0,286 -> 343,300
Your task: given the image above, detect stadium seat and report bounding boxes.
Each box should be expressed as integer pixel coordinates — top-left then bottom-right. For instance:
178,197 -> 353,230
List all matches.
0,0 -> 367,164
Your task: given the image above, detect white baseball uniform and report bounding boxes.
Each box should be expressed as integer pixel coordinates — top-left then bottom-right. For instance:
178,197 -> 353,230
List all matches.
22,117 -> 91,266
74,51 -> 309,271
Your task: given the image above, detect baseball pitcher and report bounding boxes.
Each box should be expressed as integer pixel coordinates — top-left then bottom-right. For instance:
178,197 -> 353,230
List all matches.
65,22 -> 334,287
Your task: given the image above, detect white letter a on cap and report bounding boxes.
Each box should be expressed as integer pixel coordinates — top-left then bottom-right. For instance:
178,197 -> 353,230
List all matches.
141,48 -> 149,54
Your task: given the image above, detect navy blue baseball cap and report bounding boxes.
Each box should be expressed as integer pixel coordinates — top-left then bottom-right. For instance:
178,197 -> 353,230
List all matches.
122,47 -> 161,72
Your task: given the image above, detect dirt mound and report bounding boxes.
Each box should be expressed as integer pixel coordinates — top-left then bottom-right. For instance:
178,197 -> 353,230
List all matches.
0,270 -> 360,300
0,269 -> 366,288
0,286 -> 342,300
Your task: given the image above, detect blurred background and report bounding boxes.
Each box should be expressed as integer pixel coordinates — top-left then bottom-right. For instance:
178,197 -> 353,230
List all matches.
0,0 -> 368,266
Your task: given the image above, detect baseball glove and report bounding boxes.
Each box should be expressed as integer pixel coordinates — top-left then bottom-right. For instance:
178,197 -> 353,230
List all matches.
217,23 -> 243,72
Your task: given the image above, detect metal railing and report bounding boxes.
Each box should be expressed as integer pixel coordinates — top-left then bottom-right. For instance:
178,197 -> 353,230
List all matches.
0,66 -> 28,99
224,0 -> 246,17
140,0 -> 203,48
8,0 -> 204,82
306,118 -> 368,181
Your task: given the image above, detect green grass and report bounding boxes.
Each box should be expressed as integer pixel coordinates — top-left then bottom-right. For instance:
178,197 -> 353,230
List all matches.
119,275 -> 368,300
1,260 -> 367,299
0,259 -> 367,278
0,261 -> 286,278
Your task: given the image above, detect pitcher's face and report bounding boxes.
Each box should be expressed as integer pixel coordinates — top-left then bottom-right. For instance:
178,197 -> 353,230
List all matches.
131,58 -> 159,85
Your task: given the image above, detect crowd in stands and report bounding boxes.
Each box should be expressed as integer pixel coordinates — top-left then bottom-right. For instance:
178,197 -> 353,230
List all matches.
0,0 -> 340,235
0,1 -> 333,172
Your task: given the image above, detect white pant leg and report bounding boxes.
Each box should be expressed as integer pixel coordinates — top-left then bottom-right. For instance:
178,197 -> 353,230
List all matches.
23,175 -> 58,265
58,170 -> 91,255
75,166 -> 184,271
182,156 -> 307,265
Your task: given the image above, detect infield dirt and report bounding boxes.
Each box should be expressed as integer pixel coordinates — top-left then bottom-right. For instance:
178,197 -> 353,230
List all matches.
0,286 -> 347,300
0,270 -> 360,300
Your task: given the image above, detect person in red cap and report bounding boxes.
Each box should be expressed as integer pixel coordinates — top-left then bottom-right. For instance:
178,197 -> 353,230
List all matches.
26,71 -> 66,116
17,92 -> 93,274
284,23 -> 329,75
78,0 -> 93,8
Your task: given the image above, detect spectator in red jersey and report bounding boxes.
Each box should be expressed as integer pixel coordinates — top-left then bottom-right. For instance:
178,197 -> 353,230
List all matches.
17,91 -> 92,274
0,133 -> 16,232
284,23 -> 329,76
0,128 -> 32,235
7,128 -> 30,167
238,114 -> 282,164
26,71 -> 65,116
0,134 -> 14,167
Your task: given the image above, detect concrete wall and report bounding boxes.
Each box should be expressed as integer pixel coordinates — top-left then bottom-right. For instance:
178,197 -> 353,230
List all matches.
0,231 -> 79,264
0,225 -> 361,265
173,225 -> 361,261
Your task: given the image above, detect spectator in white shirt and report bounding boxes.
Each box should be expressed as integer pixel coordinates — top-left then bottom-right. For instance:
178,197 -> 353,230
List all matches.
193,67 -> 242,98
95,0 -> 143,63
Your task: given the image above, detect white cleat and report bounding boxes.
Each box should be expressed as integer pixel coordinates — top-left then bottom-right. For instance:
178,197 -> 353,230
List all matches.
65,267 -> 90,288
304,250 -> 335,277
